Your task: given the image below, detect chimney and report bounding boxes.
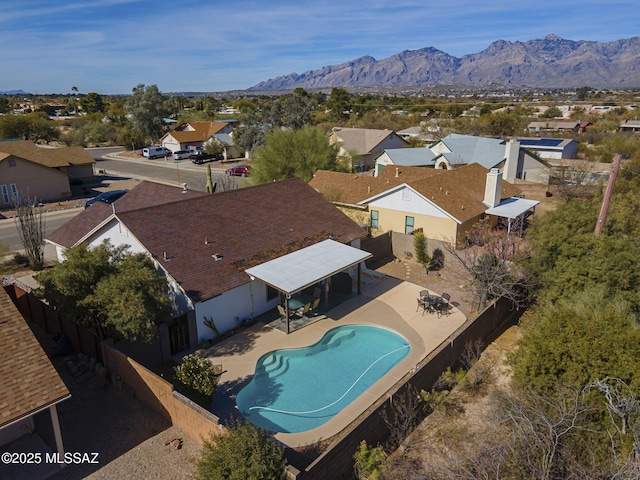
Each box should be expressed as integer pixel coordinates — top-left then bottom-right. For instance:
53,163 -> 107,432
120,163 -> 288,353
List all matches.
483,168 -> 503,208
503,139 -> 520,182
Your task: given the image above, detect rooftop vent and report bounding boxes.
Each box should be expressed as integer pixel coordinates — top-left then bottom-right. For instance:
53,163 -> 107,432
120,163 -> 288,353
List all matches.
212,254 -> 223,261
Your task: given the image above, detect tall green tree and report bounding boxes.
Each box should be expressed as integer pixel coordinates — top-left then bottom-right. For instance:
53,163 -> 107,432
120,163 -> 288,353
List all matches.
0,112 -> 59,143
510,289 -> 640,396
35,241 -> 171,341
250,126 -> 344,183
126,84 -> 170,143
195,420 -> 287,480
325,87 -> 352,121
79,92 -> 106,114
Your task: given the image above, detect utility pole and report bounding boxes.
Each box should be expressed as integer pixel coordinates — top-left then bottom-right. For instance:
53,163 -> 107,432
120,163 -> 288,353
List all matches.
594,154 -> 622,236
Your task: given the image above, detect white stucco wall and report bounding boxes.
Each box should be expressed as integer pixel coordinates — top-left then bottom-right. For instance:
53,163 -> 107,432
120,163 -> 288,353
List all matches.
367,186 -> 452,219
87,219 -> 147,254
194,280 -> 280,342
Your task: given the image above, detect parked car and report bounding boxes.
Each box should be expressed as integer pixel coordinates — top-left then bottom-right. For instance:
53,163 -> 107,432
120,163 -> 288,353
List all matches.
85,189 -> 129,208
191,152 -> 221,164
142,146 -> 172,159
172,150 -> 193,160
225,165 -> 250,177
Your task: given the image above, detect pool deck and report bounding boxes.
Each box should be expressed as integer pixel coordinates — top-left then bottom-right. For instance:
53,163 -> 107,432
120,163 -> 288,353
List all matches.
202,276 -> 467,448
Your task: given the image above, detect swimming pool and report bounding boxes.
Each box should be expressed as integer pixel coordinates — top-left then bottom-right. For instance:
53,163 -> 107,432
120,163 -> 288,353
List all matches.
236,325 -> 410,433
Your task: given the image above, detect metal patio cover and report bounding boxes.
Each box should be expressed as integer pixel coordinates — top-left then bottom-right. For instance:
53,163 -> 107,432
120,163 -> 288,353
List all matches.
245,239 -> 372,295
485,197 -> 540,219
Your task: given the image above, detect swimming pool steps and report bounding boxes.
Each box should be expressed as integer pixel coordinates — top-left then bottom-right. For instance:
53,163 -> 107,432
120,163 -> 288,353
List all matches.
255,329 -> 356,378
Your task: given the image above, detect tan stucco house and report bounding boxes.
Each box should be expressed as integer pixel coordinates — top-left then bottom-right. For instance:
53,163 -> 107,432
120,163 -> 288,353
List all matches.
0,140 -> 95,204
160,121 -> 240,159
310,163 -> 538,246
329,127 -> 408,171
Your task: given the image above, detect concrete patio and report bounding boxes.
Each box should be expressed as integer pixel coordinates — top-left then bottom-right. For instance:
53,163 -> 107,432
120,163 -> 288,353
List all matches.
202,275 -> 467,448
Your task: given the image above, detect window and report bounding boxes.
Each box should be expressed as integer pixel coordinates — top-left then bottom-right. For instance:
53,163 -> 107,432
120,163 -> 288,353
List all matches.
405,216 -> 414,234
10,184 -> 18,203
0,185 -> 8,205
370,210 -> 379,229
266,285 -> 279,301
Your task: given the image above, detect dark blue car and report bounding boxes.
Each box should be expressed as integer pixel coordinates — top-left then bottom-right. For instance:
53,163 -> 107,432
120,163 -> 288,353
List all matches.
85,189 -> 128,208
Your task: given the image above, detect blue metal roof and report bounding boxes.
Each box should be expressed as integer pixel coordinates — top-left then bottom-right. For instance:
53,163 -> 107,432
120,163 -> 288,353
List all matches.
382,147 -> 437,166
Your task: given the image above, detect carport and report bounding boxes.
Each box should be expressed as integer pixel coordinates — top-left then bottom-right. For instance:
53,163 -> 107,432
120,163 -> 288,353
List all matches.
485,196 -> 540,236
245,239 -> 372,333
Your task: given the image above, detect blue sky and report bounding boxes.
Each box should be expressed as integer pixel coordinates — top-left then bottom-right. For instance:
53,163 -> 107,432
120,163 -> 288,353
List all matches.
1,0 -> 638,95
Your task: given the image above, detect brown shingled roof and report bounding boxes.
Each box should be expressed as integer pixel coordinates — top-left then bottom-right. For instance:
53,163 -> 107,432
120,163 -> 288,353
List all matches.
48,179 -> 366,303
310,164 -> 521,223
0,140 -> 95,168
118,178 -> 366,302
46,181 -> 208,248
163,122 -> 231,143
0,288 -> 70,427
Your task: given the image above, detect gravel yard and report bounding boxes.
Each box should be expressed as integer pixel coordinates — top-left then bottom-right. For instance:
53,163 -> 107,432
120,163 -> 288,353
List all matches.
32,331 -> 201,480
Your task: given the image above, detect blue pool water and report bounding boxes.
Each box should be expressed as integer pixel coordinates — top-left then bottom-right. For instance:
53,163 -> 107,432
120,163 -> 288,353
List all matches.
236,325 -> 410,433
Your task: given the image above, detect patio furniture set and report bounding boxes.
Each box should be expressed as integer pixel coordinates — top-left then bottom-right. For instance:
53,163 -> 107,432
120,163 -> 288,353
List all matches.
277,287 -> 323,321
417,291 -> 452,317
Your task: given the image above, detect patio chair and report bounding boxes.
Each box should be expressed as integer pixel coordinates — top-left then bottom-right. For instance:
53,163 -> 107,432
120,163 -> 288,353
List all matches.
310,297 -> 320,312
437,293 -> 452,317
294,302 -> 311,318
419,289 -> 429,298
417,297 -> 429,315
277,304 -> 287,319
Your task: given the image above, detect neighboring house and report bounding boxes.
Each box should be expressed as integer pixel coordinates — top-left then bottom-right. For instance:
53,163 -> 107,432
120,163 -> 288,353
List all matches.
0,140 -> 95,204
375,147 -> 437,176
310,163 -> 539,246
329,127 -> 408,170
516,137 -> 578,160
526,119 -> 582,135
161,121 -> 239,158
0,287 -> 70,468
620,119 -> 640,132
46,179 -> 368,357
397,122 -> 440,143
378,134 -> 548,184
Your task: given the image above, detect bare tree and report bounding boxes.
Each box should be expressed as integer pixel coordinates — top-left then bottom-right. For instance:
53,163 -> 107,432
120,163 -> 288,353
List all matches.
495,387 -> 591,480
14,195 -> 46,270
445,219 -> 535,311
381,386 -> 425,449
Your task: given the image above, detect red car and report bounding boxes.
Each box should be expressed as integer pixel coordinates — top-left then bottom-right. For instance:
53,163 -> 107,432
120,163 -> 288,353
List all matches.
225,165 -> 250,177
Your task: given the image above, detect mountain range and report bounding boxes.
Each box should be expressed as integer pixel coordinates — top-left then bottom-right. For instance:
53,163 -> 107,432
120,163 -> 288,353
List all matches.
250,34 -> 640,90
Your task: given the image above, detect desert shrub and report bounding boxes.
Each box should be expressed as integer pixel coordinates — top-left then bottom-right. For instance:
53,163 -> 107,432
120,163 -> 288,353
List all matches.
174,352 -> 219,401
354,440 -> 387,480
195,420 -> 286,480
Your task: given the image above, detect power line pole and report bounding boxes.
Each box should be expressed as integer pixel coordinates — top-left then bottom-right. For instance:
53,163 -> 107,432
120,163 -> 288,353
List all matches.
594,154 -> 622,236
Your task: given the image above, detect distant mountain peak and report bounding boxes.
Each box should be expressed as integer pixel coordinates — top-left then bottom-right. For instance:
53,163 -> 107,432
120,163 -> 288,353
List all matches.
250,34 -> 640,90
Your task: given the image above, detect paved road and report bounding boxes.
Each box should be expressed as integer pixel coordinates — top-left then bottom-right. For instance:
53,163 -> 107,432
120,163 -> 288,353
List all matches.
95,151 -> 237,192
0,147 -> 248,257
0,209 -> 82,258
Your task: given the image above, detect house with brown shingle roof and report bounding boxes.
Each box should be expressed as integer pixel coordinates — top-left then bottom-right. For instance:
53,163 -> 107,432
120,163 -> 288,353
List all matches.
0,140 -> 95,203
0,287 -> 70,465
310,163 -> 538,246
161,121 -> 240,159
46,179 -> 368,355
329,127 -> 408,171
